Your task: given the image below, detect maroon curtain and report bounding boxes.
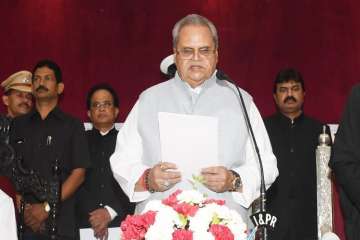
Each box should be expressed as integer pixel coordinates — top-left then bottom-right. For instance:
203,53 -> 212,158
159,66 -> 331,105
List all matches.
0,176 -> 16,209
2,1 -> 358,239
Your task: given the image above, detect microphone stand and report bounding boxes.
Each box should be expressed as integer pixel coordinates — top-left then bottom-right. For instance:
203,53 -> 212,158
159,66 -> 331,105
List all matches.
48,158 -> 61,239
216,70 -> 268,240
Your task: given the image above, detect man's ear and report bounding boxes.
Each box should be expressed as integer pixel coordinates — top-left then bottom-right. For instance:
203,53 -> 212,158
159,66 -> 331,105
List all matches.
87,110 -> 92,120
214,48 -> 219,65
2,95 -> 9,107
114,107 -> 119,119
57,83 -> 64,95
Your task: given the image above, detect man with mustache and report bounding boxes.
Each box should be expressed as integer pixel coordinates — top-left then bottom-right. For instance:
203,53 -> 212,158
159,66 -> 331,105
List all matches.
1,70 -> 33,118
10,59 -> 90,240
264,68 -> 330,240
76,84 -> 135,239
0,70 -> 33,233
110,14 -> 278,224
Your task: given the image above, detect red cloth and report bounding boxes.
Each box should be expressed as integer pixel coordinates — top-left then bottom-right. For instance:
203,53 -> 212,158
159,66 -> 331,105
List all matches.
1,0 -> 360,124
0,176 -> 16,208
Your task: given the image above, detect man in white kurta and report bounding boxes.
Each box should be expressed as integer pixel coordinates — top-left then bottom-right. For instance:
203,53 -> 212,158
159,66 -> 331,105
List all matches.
110,14 -> 278,220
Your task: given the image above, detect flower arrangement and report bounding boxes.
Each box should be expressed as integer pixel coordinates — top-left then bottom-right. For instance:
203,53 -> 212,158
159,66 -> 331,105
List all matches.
120,189 -> 248,240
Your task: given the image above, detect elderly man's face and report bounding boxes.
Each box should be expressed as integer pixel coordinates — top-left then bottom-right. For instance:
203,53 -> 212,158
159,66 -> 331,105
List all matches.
2,89 -> 33,118
88,89 -> 119,129
174,25 -> 218,88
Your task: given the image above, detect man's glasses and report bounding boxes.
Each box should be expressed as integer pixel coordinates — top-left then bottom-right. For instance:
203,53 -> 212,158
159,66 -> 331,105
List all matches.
91,101 -> 113,109
176,47 -> 216,60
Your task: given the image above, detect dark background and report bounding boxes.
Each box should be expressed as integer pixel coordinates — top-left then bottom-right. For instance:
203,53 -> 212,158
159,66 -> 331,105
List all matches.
1,0 -> 359,123
1,1 -> 356,238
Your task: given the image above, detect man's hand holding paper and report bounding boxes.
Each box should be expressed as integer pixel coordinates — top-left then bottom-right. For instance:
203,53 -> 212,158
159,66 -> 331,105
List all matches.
147,162 -> 181,192
201,166 -> 234,193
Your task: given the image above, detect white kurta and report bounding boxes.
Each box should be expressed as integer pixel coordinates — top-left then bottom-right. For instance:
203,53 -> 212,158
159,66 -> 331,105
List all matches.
0,189 -> 18,240
110,71 -> 278,219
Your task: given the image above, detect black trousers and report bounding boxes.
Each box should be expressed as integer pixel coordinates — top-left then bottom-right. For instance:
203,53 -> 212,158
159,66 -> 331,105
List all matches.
23,234 -> 75,240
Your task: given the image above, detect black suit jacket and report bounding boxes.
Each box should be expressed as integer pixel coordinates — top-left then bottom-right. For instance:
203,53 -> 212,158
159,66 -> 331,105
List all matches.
76,128 -> 135,228
265,112 -> 328,240
330,84 -> 360,240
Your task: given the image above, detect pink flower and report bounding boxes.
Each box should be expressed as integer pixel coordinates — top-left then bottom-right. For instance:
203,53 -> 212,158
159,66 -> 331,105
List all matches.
209,224 -> 234,240
142,211 -> 157,226
162,189 -> 182,207
203,199 -> 225,205
172,229 -> 193,240
162,190 -> 199,217
172,202 -> 199,217
121,211 -> 156,240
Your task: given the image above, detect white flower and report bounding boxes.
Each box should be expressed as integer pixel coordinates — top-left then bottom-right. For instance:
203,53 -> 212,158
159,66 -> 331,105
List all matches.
188,205 -> 214,232
145,224 -> 173,240
142,200 -> 163,213
227,211 -> 247,240
136,190 -> 248,240
193,231 -> 215,240
155,205 -> 182,227
177,189 -> 205,204
144,204 -> 179,240
227,222 -> 248,240
228,209 -> 244,224
214,205 -> 231,220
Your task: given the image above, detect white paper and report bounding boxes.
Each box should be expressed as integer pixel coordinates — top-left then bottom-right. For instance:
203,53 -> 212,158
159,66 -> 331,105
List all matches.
158,112 -> 218,179
0,190 -> 18,240
79,227 -> 121,240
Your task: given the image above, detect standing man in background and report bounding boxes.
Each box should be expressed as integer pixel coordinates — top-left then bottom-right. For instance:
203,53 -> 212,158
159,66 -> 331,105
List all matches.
0,71 -> 33,219
1,70 -> 33,118
265,68 -> 329,240
11,59 -> 90,240
76,83 -> 135,239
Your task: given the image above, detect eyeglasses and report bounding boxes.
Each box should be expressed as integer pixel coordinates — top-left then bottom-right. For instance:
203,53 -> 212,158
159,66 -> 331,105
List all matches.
91,101 -> 113,109
176,47 -> 216,60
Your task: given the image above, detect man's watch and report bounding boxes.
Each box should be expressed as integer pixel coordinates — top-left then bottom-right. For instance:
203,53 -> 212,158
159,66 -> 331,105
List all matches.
43,201 -> 50,213
229,170 -> 242,192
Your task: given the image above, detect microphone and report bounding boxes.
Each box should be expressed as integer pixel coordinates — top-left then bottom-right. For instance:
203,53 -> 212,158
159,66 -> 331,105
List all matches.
167,63 -> 177,79
216,70 -> 276,240
160,54 -> 177,79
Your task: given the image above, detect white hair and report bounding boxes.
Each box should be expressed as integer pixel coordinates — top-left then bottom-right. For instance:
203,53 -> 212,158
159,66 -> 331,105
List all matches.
172,14 -> 219,48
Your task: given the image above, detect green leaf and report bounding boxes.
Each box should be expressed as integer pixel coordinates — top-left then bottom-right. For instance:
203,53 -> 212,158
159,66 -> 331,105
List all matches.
178,214 -> 188,228
192,174 -> 205,184
212,214 -> 221,225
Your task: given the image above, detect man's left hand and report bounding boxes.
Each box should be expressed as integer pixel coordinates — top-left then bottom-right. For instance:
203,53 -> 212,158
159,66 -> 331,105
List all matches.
24,203 -> 49,233
201,166 -> 234,193
89,208 -> 111,239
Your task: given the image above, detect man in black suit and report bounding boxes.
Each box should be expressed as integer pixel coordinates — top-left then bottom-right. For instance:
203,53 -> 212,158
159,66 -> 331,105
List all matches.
330,84 -> 360,240
11,60 -> 90,240
76,84 -> 135,239
264,68 -> 329,240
